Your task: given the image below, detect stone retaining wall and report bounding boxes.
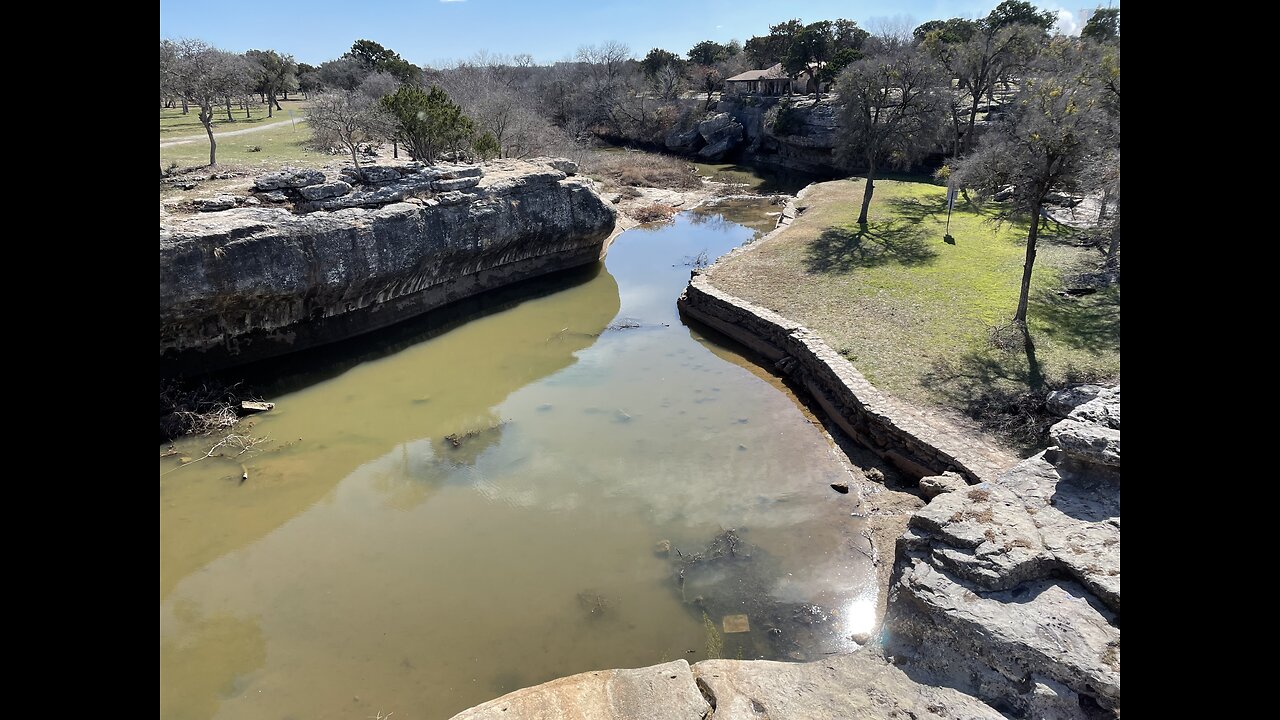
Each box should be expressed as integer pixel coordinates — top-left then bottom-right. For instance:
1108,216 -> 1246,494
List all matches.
677,271 -> 1011,483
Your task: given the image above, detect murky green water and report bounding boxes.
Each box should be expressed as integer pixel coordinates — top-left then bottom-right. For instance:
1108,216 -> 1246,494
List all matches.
160,199 -> 875,720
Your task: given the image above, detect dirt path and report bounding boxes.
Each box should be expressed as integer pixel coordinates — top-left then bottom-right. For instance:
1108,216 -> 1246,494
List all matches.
160,117 -> 303,148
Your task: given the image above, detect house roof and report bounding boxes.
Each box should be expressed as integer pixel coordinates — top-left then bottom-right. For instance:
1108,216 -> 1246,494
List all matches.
725,63 -> 789,82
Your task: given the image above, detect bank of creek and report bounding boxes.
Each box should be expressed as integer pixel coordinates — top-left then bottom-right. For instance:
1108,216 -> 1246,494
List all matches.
160,180 -> 888,719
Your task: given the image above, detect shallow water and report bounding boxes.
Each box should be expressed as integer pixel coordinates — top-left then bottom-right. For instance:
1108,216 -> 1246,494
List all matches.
159,199 -> 874,720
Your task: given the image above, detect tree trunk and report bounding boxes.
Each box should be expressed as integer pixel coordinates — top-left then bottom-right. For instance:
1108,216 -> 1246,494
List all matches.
267,90 -> 274,118
244,102 -> 250,119
273,93 -> 283,111
282,90 -> 289,101
1105,215 -> 1120,268
181,97 -> 189,115
393,140 -> 398,159
1097,188 -> 1110,221
349,143 -> 362,174
858,159 -> 876,225
204,116 -> 217,167
225,97 -> 234,122
1014,198 -> 1042,324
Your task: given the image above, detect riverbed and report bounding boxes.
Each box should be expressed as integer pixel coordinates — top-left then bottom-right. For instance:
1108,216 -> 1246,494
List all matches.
159,196 -> 875,720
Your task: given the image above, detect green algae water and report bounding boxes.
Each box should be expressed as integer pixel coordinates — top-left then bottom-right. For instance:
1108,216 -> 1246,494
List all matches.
159,198 -> 877,720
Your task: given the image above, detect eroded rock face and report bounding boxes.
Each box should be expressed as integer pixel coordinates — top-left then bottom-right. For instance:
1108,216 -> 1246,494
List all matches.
886,387 -> 1121,717
160,159 -> 616,372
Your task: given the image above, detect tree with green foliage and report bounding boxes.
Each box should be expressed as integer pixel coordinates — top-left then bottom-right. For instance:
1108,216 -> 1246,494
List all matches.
744,18 -> 804,68
380,85 -> 475,164
317,57 -> 367,92
913,18 -> 977,44
472,131 -> 500,160
951,41 -> 1111,325
832,19 -> 870,53
784,21 -> 832,96
835,47 -> 948,224
345,39 -> 421,84
308,90 -> 392,173
922,14 -> 1041,156
641,48 -> 682,78
245,49 -> 296,117
986,0 -> 1057,33
296,62 -> 322,98
687,40 -> 728,66
171,40 -> 253,166
1081,7 -> 1120,43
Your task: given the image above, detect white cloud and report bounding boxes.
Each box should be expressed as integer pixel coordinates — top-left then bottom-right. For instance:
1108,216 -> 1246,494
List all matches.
1048,6 -> 1084,35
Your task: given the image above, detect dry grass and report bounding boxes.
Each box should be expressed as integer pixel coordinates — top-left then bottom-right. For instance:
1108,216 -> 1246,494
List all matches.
706,179 -> 1120,450
632,203 -> 679,223
581,149 -> 701,190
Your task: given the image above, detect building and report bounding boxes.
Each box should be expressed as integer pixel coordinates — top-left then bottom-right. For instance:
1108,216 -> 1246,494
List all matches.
724,63 -> 793,96
724,62 -> 832,97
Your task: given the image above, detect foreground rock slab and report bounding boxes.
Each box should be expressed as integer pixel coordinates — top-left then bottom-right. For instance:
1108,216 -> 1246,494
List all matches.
448,660 -> 710,720
695,652 -> 1004,720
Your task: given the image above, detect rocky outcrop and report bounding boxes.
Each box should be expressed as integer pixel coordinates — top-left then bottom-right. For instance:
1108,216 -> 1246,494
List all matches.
885,387 -> 1121,718
694,113 -> 745,161
714,96 -> 850,174
160,158 -> 616,372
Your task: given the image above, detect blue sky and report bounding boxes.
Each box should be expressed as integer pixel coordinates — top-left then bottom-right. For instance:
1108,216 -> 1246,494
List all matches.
159,0 -> 1107,66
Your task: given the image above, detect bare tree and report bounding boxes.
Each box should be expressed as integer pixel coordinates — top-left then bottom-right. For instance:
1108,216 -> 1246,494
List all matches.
172,40 -> 252,166
308,91 -> 392,173
835,47 -> 948,223
952,40 -> 1112,324
438,54 -> 567,158
654,63 -> 686,99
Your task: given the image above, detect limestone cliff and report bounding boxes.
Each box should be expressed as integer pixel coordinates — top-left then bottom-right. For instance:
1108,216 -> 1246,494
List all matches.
159,158 -> 615,372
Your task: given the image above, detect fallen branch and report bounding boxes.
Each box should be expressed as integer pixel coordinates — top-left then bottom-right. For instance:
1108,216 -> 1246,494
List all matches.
161,433 -> 269,476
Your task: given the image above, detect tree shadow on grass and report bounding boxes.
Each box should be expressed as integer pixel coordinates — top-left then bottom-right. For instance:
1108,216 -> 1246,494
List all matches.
885,195 -> 949,224
1029,286 -> 1121,355
920,327 -> 1112,454
805,220 -> 936,274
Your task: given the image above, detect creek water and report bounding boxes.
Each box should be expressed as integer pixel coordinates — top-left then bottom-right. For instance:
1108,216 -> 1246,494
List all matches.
159,197 -> 876,720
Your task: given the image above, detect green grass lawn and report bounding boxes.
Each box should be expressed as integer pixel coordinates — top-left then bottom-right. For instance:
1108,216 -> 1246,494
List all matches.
159,98 -> 308,138
706,178 -> 1120,448
160,117 -> 328,172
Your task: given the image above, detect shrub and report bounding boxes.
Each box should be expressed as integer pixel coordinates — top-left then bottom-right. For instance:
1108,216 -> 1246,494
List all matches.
472,131 -> 500,160
632,203 -> 678,223
767,103 -> 804,136
247,145 -> 262,152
